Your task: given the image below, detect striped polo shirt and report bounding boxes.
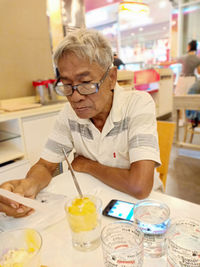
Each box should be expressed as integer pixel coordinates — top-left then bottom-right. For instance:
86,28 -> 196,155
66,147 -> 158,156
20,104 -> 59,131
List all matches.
41,84 -> 160,171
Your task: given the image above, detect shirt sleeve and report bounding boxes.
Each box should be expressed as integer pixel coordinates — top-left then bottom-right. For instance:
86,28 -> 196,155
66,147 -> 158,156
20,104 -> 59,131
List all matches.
40,104 -> 73,163
127,91 -> 161,166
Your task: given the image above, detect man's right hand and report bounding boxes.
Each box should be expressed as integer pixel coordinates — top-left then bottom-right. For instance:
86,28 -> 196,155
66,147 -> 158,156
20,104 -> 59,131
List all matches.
0,158 -> 58,218
0,178 -> 38,218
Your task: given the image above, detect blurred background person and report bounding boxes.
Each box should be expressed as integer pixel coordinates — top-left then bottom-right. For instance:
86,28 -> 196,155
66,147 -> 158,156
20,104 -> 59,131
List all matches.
179,40 -> 200,77
176,40 -> 200,127
160,40 -> 200,126
174,40 -> 200,95
184,41 -> 200,128
113,52 -> 125,70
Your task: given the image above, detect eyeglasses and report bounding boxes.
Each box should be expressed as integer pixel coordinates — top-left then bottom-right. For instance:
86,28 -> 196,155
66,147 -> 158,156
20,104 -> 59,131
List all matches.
54,67 -> 110,96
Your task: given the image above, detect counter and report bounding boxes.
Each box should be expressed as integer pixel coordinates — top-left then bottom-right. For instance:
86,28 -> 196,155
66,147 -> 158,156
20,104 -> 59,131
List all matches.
117,68 -> 174,118
0,98 -> 66,123
0,98 -> 66,165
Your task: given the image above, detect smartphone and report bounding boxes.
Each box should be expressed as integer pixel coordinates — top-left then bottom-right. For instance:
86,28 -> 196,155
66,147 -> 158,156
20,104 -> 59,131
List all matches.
102,199 -> 135,222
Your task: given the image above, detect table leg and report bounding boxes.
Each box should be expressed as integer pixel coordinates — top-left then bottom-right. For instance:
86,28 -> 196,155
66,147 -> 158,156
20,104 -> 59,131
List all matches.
176,109 -> 180,143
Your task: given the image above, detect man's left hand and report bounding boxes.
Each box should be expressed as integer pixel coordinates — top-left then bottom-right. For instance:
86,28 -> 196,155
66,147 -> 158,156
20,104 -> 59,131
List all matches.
71,155 -> 92,173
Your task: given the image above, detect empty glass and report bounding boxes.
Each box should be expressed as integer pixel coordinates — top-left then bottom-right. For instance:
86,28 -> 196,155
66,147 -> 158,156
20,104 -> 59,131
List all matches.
101,221 -> 144,267
167,218 -> 200,267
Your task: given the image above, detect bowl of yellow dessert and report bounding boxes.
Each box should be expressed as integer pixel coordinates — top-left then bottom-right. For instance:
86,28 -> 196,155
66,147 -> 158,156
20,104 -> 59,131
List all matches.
65,195 -> 102,252
0,228 -> 42,267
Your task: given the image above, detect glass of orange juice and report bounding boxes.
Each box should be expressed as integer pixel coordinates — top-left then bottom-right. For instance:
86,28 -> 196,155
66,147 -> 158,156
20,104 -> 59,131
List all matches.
65,195 -> 102,251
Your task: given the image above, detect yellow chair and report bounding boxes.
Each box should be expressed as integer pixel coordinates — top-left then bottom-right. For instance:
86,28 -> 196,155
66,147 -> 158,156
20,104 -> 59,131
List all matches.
156,121 -> 175,190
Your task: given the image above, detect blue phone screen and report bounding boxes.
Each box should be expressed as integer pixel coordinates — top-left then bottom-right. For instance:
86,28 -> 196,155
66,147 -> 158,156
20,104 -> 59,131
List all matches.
107,200 -> 134,221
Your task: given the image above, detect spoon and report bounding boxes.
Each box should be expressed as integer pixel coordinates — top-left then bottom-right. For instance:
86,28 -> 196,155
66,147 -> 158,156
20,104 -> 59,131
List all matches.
62,148 -> 83,198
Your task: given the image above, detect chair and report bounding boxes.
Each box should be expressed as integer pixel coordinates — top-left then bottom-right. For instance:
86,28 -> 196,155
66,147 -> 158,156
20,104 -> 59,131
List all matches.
183,119 -> 200,143
156,121 -> 175,190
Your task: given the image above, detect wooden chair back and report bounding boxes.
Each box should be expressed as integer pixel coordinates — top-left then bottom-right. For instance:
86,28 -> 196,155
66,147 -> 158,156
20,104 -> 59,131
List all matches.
184,120 -> 200,143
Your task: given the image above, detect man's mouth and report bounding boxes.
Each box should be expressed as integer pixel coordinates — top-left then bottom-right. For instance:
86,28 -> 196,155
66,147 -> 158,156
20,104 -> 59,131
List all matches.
74,106 -> 89,112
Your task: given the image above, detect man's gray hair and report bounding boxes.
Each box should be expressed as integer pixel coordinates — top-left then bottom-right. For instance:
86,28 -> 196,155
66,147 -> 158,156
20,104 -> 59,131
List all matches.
54,28 -> 113,70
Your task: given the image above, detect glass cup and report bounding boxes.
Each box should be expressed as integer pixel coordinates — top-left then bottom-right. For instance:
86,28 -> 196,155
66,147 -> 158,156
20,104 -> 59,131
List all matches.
134,199 -> 170,258
101,221 -> 144,267
166,218 -> 200,267
0,228 -> 42,267
65,195 -> 102,251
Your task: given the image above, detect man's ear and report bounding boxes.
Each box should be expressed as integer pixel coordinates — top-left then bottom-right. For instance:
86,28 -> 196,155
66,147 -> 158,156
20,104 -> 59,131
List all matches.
109,67 -> 117,89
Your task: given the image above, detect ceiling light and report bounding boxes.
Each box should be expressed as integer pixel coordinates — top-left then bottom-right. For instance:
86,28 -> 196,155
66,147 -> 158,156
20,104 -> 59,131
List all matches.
159,0 -> 167,8
119,0 -> 150,16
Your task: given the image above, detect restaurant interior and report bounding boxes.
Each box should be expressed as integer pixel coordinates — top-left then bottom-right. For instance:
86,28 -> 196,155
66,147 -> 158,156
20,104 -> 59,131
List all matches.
0,0 -> 200,265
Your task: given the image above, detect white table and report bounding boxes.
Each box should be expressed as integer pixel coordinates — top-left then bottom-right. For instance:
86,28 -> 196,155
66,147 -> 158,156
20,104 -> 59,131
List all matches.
37,171 -> 200,267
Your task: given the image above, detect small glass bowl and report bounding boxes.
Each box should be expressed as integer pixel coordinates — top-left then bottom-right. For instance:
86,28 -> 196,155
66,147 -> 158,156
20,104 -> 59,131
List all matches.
0,228 -> 42,267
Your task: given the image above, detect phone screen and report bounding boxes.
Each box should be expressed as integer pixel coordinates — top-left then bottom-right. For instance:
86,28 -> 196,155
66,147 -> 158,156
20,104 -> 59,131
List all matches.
105,200 -> 135,221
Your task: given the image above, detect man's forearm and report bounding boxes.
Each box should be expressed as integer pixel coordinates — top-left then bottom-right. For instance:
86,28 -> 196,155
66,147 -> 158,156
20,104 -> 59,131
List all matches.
25,159 -> 58,195
72,156 -> 154,199
85,160 -> 131,193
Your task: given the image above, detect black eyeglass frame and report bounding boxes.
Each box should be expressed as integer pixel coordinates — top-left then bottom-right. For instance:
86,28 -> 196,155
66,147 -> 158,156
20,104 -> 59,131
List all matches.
54,67 -> 110,96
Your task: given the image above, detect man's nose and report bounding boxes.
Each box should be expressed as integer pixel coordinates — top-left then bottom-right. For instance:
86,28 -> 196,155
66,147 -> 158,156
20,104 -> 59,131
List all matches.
69,89 -> 86,102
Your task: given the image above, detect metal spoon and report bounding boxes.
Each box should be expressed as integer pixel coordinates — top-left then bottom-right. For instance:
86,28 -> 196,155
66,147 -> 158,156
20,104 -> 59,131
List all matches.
62,148 -> 83,198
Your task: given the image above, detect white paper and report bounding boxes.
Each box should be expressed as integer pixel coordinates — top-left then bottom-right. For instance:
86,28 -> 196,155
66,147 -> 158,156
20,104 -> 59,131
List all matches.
0,188 -> 44,211
0,191 -> 68,231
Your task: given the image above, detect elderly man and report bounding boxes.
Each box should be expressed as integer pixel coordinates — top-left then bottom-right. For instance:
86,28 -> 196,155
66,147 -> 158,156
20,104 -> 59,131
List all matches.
0,29 -> 160,217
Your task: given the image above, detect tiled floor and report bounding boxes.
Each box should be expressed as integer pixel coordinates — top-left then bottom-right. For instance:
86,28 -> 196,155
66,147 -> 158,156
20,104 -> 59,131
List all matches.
164,124 -> 200,205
